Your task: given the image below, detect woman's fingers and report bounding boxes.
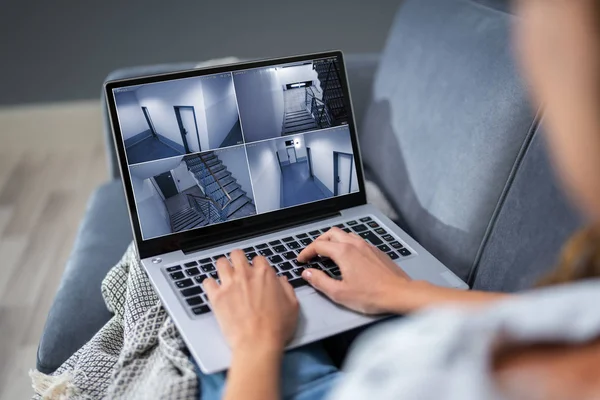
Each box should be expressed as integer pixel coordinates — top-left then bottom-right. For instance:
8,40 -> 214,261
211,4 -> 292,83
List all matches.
278,275 -> 297,304
301,268 -> 343,301
297,239 -> 346,263
215,256 -> 233,284
316,227 -> 362,245
202,277 -> 220,299
229,249 -> 250,274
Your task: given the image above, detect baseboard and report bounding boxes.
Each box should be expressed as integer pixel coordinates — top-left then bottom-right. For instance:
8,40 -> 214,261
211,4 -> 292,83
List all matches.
157,134 -> 186,154
313,175 -> 334,198
124,129 -> 152,148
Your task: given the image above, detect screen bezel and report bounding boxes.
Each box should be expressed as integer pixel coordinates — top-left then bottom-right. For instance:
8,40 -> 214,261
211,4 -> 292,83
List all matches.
105,51 -> 367,259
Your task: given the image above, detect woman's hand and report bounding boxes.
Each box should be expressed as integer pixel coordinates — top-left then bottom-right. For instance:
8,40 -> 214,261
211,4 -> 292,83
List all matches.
297,228 -> 412,314
203,250 -> 299,353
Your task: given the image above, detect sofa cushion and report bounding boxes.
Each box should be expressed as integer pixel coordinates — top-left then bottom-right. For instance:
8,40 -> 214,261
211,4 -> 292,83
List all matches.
359,0 -> 536,282
37,180 -> 132,373
472,126 -> 583,291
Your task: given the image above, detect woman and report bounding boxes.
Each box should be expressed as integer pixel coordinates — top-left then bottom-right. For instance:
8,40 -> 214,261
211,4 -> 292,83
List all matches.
198,1 -> 600,399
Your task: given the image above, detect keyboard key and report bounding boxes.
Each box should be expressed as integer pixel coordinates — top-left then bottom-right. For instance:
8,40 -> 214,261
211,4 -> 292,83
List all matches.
288,278 -> 309,289
399,248 -> 412,257
272,265 -> 279,273
212,254 -> 225,261
242,247 -> 254,253
170,271 -> 185,280
195,275 -> 208,283
333,224 -> 345,228
278,262 -> 294,271
374,228 -> 387,235
269,240 -> 281,246
320,228 -> 331,233
346,220 -> 358,226
199,258 -> 212,264
367,221 -> 380,228
287,241 -> 301,250
255,243 -> 268,250
378,244 -> 392,252
293,259 -> 306,267
246,252 -> 257,261
351,224 -> 368,233
308,230 -> 320,236
268,255 -> 283,264
300,238 -> 313,246
296,233 -> 308,239
280,271 -> 293,280
273,245 -> 287,253
309,263 -> 324,271
382,234 -> 395,242
329,267 -> 342,278
390,241 -> 404,249
184,261 -> 198,268
342,228 -> 351,233
166,265 -> 181,272
259,248 -> 273,257
359,231 -> 383,245
200,263 -> 215,273
387,251 -> 399,260
186,267 -> 201,276
359,217 -> 372,222
321,259 -> 336,269
181,286 -> 203,297
210,272 -> 219,280
176,279 -> 194,288
292,267 -> 305,277
186,296 -> 204,306
283,237 -> 295,242
282,251 -> 296,260
192,305 -> 211,315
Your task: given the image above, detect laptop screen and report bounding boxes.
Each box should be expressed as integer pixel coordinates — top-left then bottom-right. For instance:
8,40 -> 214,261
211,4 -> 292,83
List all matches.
112,56 -> 359,241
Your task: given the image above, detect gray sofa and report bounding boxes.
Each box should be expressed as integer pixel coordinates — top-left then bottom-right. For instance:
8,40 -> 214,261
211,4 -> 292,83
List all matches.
37,0 -> 582,374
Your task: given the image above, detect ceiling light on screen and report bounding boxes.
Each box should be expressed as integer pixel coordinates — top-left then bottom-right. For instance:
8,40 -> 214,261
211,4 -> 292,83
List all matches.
290,83 -> 306,88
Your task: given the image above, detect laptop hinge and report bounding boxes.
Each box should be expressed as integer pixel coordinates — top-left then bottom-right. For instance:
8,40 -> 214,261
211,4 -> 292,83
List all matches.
181,211 -> 341,254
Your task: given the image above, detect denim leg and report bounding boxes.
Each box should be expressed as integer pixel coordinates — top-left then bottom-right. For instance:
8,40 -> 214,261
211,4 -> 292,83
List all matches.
195,342 -> 340,400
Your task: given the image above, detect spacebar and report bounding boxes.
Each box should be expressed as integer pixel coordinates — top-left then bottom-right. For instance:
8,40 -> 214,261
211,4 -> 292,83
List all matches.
289,278 -> 309,289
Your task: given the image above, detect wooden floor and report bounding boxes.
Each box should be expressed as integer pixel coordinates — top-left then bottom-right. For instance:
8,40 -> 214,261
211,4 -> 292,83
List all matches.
0,100 -> 108,399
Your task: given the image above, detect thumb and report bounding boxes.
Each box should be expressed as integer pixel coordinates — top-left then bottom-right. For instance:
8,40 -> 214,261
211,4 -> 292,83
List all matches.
302,268 -> 342,298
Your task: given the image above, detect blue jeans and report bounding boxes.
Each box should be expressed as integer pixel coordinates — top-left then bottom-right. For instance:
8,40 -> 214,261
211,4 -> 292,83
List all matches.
195,343 -> 340,400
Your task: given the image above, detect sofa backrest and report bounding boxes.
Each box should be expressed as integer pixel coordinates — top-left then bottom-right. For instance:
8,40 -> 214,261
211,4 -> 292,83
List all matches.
359,0 -> 582,289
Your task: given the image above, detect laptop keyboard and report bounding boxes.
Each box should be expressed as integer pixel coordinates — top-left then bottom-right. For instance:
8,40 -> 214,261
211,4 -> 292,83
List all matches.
164,216 -> 412,316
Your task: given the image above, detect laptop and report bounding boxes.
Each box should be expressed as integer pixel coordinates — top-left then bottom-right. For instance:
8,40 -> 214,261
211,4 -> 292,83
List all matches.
105,51 -> 468,374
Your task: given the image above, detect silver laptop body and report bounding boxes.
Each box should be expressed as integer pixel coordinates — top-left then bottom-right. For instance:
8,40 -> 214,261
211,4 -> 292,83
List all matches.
105,51 -> 468,374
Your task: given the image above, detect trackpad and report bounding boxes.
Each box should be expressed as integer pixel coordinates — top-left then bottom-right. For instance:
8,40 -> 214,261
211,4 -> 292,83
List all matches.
294,294 -> 328,339
297,292 -> 372,335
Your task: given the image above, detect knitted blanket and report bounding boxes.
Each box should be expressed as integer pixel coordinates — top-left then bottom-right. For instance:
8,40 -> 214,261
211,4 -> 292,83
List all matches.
31,243 -> 199,399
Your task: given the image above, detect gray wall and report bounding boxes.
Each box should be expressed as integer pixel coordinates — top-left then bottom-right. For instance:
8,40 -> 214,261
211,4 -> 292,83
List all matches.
202,75 -> 239,148
131,175 -> 171,239
114,91 -> 148,140
215,145 -> 254,202
129,156 -> 184,179
234,68 -> 284,142
305,127 -> 358,194
0,0 -> 402,105
246,140 -> 282,213
276,135 -> 307,163
134,78 -> 207,153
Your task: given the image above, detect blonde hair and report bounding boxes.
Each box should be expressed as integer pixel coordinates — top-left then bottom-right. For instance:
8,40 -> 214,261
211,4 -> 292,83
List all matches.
536,227 -> 600,287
